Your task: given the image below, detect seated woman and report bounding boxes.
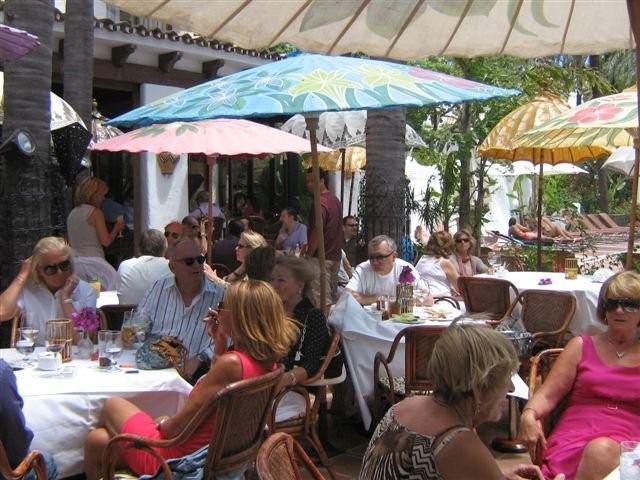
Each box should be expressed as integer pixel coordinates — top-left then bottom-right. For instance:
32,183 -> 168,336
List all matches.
245,245 -> 277,281
83,280 -> 298,480
359,324 -> 551,480
224,231 -> 268,283
449,229 -> 489,277
269,255 -> 341,421
0,237 -> 97,345
520,270 -> 640,480
415,231 -> 459,296
540,217 -> 575,241
67,177 -> 125,290
508,217 -> 554,242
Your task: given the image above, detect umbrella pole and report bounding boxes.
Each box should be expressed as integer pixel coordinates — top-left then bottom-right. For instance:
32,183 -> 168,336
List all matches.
340,148 -> 346,207
348,171 -> 355,216
306,115 -> 327,308
133,153 -> 141,256
537,162 -> 544,271
207,155 -> 217,264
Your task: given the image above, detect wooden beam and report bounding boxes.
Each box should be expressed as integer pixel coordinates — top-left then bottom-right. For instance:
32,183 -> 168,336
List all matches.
52,54 -> 207,89
111,43 -> 137,67
202,59 -> 225,80
158,51 -> 182,73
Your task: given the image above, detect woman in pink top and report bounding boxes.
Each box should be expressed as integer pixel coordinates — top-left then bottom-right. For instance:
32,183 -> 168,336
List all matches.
521,271 -> 640,479
83,280 -> 298,479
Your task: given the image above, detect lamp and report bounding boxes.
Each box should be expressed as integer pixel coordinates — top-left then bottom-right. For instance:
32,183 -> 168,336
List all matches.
0,129 -> 36,156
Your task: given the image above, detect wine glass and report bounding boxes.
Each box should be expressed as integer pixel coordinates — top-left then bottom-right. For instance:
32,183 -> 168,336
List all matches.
20,327 -> 39,345
98,330 -> 122,371
15,337 -> 35,367
414,282 -> 431,306
45,339 -> 65,366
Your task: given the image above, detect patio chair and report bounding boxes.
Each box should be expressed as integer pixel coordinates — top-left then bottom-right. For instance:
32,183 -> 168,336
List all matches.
586,214 -> 628,234
270,328 -> 345,480
99,304 -> 137,331
0,439 -> 47,480
504,290 -> 575,353
102,366 -> 285,480
372,326 -> 447,427
457,276 -> 519,321
256,432 -> 325,480
528,348 -> 565,465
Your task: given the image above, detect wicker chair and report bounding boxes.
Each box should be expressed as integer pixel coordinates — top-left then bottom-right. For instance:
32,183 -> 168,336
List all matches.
527,348 -> 564,465
457,276 -> 519,320
372,326 -> 447,427
270,328 -> 345,480
256,432 -> 325,480
0,440 -> 47,480
102,366 -> 285,480
9,313 -> 23,348
433,296 -> 460,309
504,290 -> 576,351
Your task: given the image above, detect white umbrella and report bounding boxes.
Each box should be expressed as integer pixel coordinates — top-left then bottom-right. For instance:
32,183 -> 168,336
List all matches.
282,111 -> 426,150
488,161 -> 588,177
603,146 -> 635,176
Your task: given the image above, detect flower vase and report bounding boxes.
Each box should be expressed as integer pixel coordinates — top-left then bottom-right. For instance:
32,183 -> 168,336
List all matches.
76,328 -> 94,360
396,284 -> 414,314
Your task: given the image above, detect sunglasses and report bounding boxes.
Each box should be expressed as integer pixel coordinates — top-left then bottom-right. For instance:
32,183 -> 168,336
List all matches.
42,259 -> 72,276
456,238 -> 470,243
604,298 -> 640,313
164,231 -> 180,239
176,254 -> 206,266
369,252 -> 394,262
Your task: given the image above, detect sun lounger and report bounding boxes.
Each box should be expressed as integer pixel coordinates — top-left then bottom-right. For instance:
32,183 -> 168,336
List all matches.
584,214 -> 628,235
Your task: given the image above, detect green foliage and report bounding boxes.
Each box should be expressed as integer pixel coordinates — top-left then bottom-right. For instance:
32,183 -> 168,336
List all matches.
542,176 -> 582,215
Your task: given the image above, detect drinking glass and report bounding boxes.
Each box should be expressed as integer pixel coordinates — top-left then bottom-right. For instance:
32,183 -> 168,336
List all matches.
620,441 -> 640,480
46,319 -> 73,362
122,309 -> 150,349
15,330 -> 35,367
98,330 -> 123,371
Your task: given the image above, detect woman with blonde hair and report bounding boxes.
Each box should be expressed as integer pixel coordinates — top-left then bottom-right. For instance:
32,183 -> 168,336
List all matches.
360,324 -> 551,479
415,231 -> 459,296
520,271 -> 640,480
449,229 -> 489,277
222,230 -> 268,283
67,177 -> 124,289
84,280 -> 298,479
0,237 -> 97,345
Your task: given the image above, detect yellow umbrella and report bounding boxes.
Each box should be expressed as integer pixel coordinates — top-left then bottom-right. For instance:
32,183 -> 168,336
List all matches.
479,92 -> 612,269
514,89 -> 639,268
303,146 -> 367,173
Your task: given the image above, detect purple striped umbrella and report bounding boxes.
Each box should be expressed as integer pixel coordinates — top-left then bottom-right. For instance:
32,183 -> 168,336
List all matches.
0,23 -> 40,62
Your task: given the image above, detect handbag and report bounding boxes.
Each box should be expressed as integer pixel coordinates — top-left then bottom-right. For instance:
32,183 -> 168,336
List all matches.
136,334 -> 188,374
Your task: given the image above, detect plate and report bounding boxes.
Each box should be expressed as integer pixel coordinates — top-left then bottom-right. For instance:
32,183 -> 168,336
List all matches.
391,314 -> 425,324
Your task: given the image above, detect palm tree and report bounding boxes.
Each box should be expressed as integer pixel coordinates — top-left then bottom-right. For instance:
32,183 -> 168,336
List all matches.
363,107 -> 408,244
64,0 -> 94,127
1,0 -> 54,284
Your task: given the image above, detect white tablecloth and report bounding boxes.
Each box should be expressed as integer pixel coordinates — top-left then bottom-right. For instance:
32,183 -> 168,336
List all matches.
1,348 -> 192,478
479,272 -> 606,335
328,294 -> 466,429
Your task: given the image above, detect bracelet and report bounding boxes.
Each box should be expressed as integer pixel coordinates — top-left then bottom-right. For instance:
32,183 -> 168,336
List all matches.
62,298 -> 73,304
522,406 -> 538,418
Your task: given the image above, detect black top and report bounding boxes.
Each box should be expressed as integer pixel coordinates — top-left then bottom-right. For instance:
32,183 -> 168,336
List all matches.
0,359 -> 33,469
282,297 -> 330,376
211,235 -> 241,273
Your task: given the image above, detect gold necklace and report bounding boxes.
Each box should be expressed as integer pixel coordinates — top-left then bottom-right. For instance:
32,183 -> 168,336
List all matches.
606,334 -> 637,359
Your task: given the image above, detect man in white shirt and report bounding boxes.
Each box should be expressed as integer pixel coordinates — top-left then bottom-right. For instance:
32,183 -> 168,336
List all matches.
138,238 -> 225,378
346,235 -> 422,305
117,229 -> 171,304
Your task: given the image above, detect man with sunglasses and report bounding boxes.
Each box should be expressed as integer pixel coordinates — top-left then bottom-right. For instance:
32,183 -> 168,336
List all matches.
138,238 -> 225,380
346,235 -> 422,305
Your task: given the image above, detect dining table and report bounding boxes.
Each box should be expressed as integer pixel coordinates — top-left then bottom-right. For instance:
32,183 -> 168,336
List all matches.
1,347 -> 192,478
478,271 -> 606,335
326,293 -> 529,430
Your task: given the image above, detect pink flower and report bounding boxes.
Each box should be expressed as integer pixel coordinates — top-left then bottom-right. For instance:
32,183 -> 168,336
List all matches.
399,265 -> 416,284
71,307 -> 100,332
569,103 -> 623,125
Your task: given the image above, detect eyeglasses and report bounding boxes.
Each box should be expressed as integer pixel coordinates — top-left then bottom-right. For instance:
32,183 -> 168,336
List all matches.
236,244 -> 250,249
176,254 -> 206,266
368,252 -> 395,262
165,231 -> 180,239
42,259 -> 72,276
604,298 -> 640,313
456,238 -> 470,244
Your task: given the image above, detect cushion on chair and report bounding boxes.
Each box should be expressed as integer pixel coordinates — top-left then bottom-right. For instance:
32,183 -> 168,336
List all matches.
378,375 -> 406,396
